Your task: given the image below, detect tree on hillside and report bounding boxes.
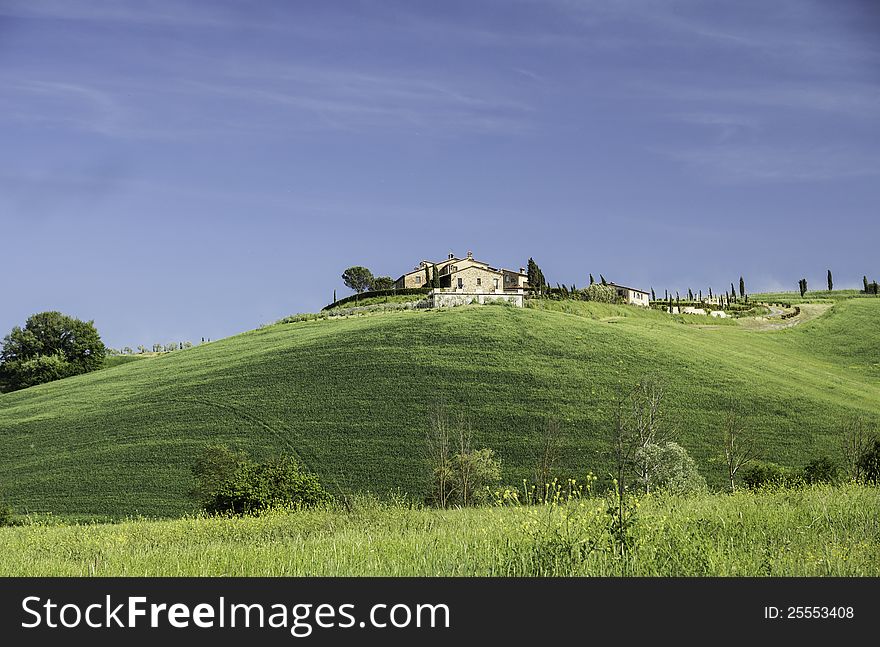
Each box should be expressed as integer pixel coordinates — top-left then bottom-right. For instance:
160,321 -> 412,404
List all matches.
342,266 -> 374,295
798,278 -> 808,297
841,417 -> 872,482
431,265 -> 440,288
424,265 -> 431,286
719,409 -> 758,492
864,276 -> 870,293
730,282 -> 737,301
650,288 -> 656,301
827,269 -> 833,292
589,273 -> 595,285
526,258 -> 546,295
371,276 -> 394,291
0,311 -> 106,393
739,276 -> 745,298
708,287 -> 713,299
600,274 -> 607,285
687,288 -> 693,301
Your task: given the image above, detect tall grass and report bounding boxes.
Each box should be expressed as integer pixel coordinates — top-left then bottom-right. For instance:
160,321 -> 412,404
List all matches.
0,485 -> 876,576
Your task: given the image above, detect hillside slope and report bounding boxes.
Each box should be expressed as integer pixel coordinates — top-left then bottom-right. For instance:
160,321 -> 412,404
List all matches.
1,298 -> 878,517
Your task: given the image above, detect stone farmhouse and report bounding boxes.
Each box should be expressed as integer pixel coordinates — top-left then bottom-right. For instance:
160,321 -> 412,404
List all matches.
607,282 -> 651,307
395,251 -> 529,307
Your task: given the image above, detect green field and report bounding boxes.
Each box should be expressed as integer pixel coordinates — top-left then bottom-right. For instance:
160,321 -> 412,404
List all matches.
1,294 -> 879,518
1,485 -> 877,576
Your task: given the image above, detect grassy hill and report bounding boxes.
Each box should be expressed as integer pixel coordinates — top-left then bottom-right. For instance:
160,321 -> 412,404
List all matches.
1,295 -> 878,518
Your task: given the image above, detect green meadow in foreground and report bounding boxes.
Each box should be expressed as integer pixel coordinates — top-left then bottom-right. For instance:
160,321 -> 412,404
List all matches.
0,293 -> 878,517
0,485 -> 877,576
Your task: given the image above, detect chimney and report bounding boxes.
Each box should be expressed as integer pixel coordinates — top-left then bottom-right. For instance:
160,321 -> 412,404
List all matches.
448,252 -> 454,260
520,267 -> 526,274
466,250 -> 473,259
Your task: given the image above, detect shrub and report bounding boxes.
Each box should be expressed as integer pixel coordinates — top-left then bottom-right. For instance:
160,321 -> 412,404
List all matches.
636,441 -> 707,495
803,456 -> 840,484
193,446 -> 332,515
0,498 -> 13,527
740,461 -> 799,489
858,438 -> 880,484
582,283 -> 618,304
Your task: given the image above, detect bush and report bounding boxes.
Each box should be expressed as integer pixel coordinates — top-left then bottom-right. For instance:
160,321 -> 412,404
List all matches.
858,438 -> 880,484
803,456 -> 840,484
0,501 -> 13,527
741,461 -> 799,489
636,441 -> 707,495
582,283 -> 618,304
193,445 -> 332,515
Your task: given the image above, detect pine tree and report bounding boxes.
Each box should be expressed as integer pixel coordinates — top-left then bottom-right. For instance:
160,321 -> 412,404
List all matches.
739,276 -> 745,298
827,269 -> 833,291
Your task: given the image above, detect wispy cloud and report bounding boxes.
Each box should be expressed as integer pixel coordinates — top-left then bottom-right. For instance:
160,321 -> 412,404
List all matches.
665,144 -> 880,183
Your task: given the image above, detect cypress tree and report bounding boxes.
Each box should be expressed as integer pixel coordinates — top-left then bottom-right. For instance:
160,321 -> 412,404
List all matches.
688,288 -> 693,301
425,266 -> 430,286
589,273 -> 595,285
730,283 -> 736,302
864,276 -> 870,293
651,287 -> 656,301
668,295 -> 673,313
739,276 -> 745,298
827,269 -> 833,292
708,287 -> 713,299
333,289 -> 337,303
600,274 -> 607,285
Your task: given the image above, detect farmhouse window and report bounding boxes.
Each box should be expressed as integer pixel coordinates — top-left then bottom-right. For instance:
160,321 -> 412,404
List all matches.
416,276 -> 421,284
477,278 -> 481,286
457,278 -> 463,289
494,278 -> 499,289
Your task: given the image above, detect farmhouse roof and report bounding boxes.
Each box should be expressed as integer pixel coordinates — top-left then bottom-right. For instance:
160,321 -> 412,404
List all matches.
607,282 -> 650,295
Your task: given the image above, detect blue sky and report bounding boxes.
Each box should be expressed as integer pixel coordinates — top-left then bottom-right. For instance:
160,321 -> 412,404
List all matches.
1,0 -> 878,348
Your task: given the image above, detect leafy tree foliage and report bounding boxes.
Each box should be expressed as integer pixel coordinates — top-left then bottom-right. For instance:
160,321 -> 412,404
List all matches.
0,312 -> 106,392
341,266 -> 374,294
192,445 -> 332,515
370,275 -> 395,291
858,438 -> 880,484
803,456 -> 839,484
635,441 -> 707,495
526,258 -> 546,294
583,283 -> 617,303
